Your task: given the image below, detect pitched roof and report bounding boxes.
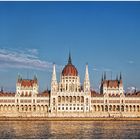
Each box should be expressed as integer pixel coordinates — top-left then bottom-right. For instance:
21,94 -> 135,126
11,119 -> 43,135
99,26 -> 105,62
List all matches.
0,92 -> 15,97
18,79 -> 37,87
126,91 -> 140,97
37,91 -> 50,97
102,80 -> 121,88
91,90 -> 104,97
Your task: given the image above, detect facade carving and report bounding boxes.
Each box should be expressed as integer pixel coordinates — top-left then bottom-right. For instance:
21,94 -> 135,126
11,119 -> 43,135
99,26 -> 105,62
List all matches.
0,54 -> 140,118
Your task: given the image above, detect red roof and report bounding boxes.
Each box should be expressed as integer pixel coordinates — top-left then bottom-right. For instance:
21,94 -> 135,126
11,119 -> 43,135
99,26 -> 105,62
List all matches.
103,80 -> 121,88
91,90 -> 103,97
37,91 -> 50,97
62,63 -> 78,76
126,91 -> 140,97
18,79 -> 37,87
0,92 -> 15,97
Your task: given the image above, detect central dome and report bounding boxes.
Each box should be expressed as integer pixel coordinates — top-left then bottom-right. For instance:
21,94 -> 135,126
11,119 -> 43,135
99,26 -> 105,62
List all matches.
62,53 -> 78,76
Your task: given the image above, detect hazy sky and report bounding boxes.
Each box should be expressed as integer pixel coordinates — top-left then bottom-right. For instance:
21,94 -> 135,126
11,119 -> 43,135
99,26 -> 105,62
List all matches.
0,1 -> 140,92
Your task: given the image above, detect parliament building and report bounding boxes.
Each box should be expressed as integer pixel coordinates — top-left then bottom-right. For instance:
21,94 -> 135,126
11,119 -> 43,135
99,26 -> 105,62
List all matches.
0,54 -> 140,118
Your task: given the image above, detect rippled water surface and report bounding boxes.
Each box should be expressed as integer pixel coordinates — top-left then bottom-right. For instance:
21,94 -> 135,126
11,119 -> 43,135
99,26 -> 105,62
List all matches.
0,120 -> 140,139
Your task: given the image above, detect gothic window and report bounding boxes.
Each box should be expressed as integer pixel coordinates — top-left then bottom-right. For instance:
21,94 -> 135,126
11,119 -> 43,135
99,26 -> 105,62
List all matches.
66,96 -> 68,102
62,96 -> 65,102
105,105 -> 108,111
81,96 -> 84,103
58,96 -> 61,103
70,97 -> 72,103
77,96 -> 80,102
66,84 -> 68,90
73,96 -> 76,102
53,98 -> 55,104
86,98 -> 88,104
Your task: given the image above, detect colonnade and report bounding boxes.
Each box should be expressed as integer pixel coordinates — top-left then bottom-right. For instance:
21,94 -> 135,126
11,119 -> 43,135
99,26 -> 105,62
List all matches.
0,105 -> 48,112
92,105 -> 140,112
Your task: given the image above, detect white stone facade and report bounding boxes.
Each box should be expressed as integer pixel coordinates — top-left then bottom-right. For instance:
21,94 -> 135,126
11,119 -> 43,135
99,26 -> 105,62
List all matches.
0,54 -> 140,118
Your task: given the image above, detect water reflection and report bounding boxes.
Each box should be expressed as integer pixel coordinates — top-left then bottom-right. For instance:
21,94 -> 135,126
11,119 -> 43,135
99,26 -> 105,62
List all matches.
0,120 -> 140,139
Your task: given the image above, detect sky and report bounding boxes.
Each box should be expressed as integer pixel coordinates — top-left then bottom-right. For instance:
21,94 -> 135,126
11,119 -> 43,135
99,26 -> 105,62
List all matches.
0,1 -> 140,92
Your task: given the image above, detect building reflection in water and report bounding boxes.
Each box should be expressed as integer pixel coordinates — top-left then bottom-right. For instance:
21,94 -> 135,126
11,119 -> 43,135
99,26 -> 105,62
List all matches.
0,121 -> 140,139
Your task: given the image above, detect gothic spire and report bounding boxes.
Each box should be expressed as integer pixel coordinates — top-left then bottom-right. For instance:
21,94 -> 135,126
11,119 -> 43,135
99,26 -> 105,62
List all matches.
51,63 -> 58,92
101,73 -> 104,82
34,74 -> 37,81
104,72 -> 106,80
84,63 -> 89,81
1,86 -> 3,93
52,63 -> 57,82
120,72 -> 122,81
116,74 -> 118,81
68,52 -> 72,64
84,63 -> 90,92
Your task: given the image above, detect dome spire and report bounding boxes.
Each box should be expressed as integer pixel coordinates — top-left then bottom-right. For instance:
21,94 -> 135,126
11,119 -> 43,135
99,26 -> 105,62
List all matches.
68,52 -> 72,64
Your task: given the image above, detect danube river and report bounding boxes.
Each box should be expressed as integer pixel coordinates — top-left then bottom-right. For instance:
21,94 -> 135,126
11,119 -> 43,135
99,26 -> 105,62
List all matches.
0,120 -> 140,139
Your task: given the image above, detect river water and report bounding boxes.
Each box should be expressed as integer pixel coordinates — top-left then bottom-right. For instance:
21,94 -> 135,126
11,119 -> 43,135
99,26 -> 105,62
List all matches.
0,120 -> 140,139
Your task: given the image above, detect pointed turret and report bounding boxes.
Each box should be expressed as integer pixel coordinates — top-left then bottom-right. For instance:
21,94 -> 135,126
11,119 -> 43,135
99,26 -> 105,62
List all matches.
84,63 -> 90,92
52,63 -> 57,82
34,74 -> 37,81
101,73 -> 104,82
17,73 -> 22,82
1,86 -> 3,93
51,63 -> 58,92
120,72 -> 122,81
119,72 -> 123,85
104,72 -> 106,80
116,74 -> 118,81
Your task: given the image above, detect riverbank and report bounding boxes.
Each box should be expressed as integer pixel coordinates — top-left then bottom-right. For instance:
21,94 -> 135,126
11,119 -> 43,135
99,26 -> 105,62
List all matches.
1,117 -> 140,121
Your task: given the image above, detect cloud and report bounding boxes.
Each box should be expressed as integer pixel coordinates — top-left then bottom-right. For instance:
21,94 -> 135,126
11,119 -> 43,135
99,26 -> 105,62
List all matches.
27,48 -> 38,55
127,86 -> 136,93
103,68 -> 112,72
93,68 -> 100,72
128,60 -> 134,64
93,67 -> 112,72
0,48 -> 61,71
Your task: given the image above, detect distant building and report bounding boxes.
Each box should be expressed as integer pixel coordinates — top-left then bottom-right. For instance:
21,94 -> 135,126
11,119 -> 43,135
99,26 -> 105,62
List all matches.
0,53 -> 140,117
